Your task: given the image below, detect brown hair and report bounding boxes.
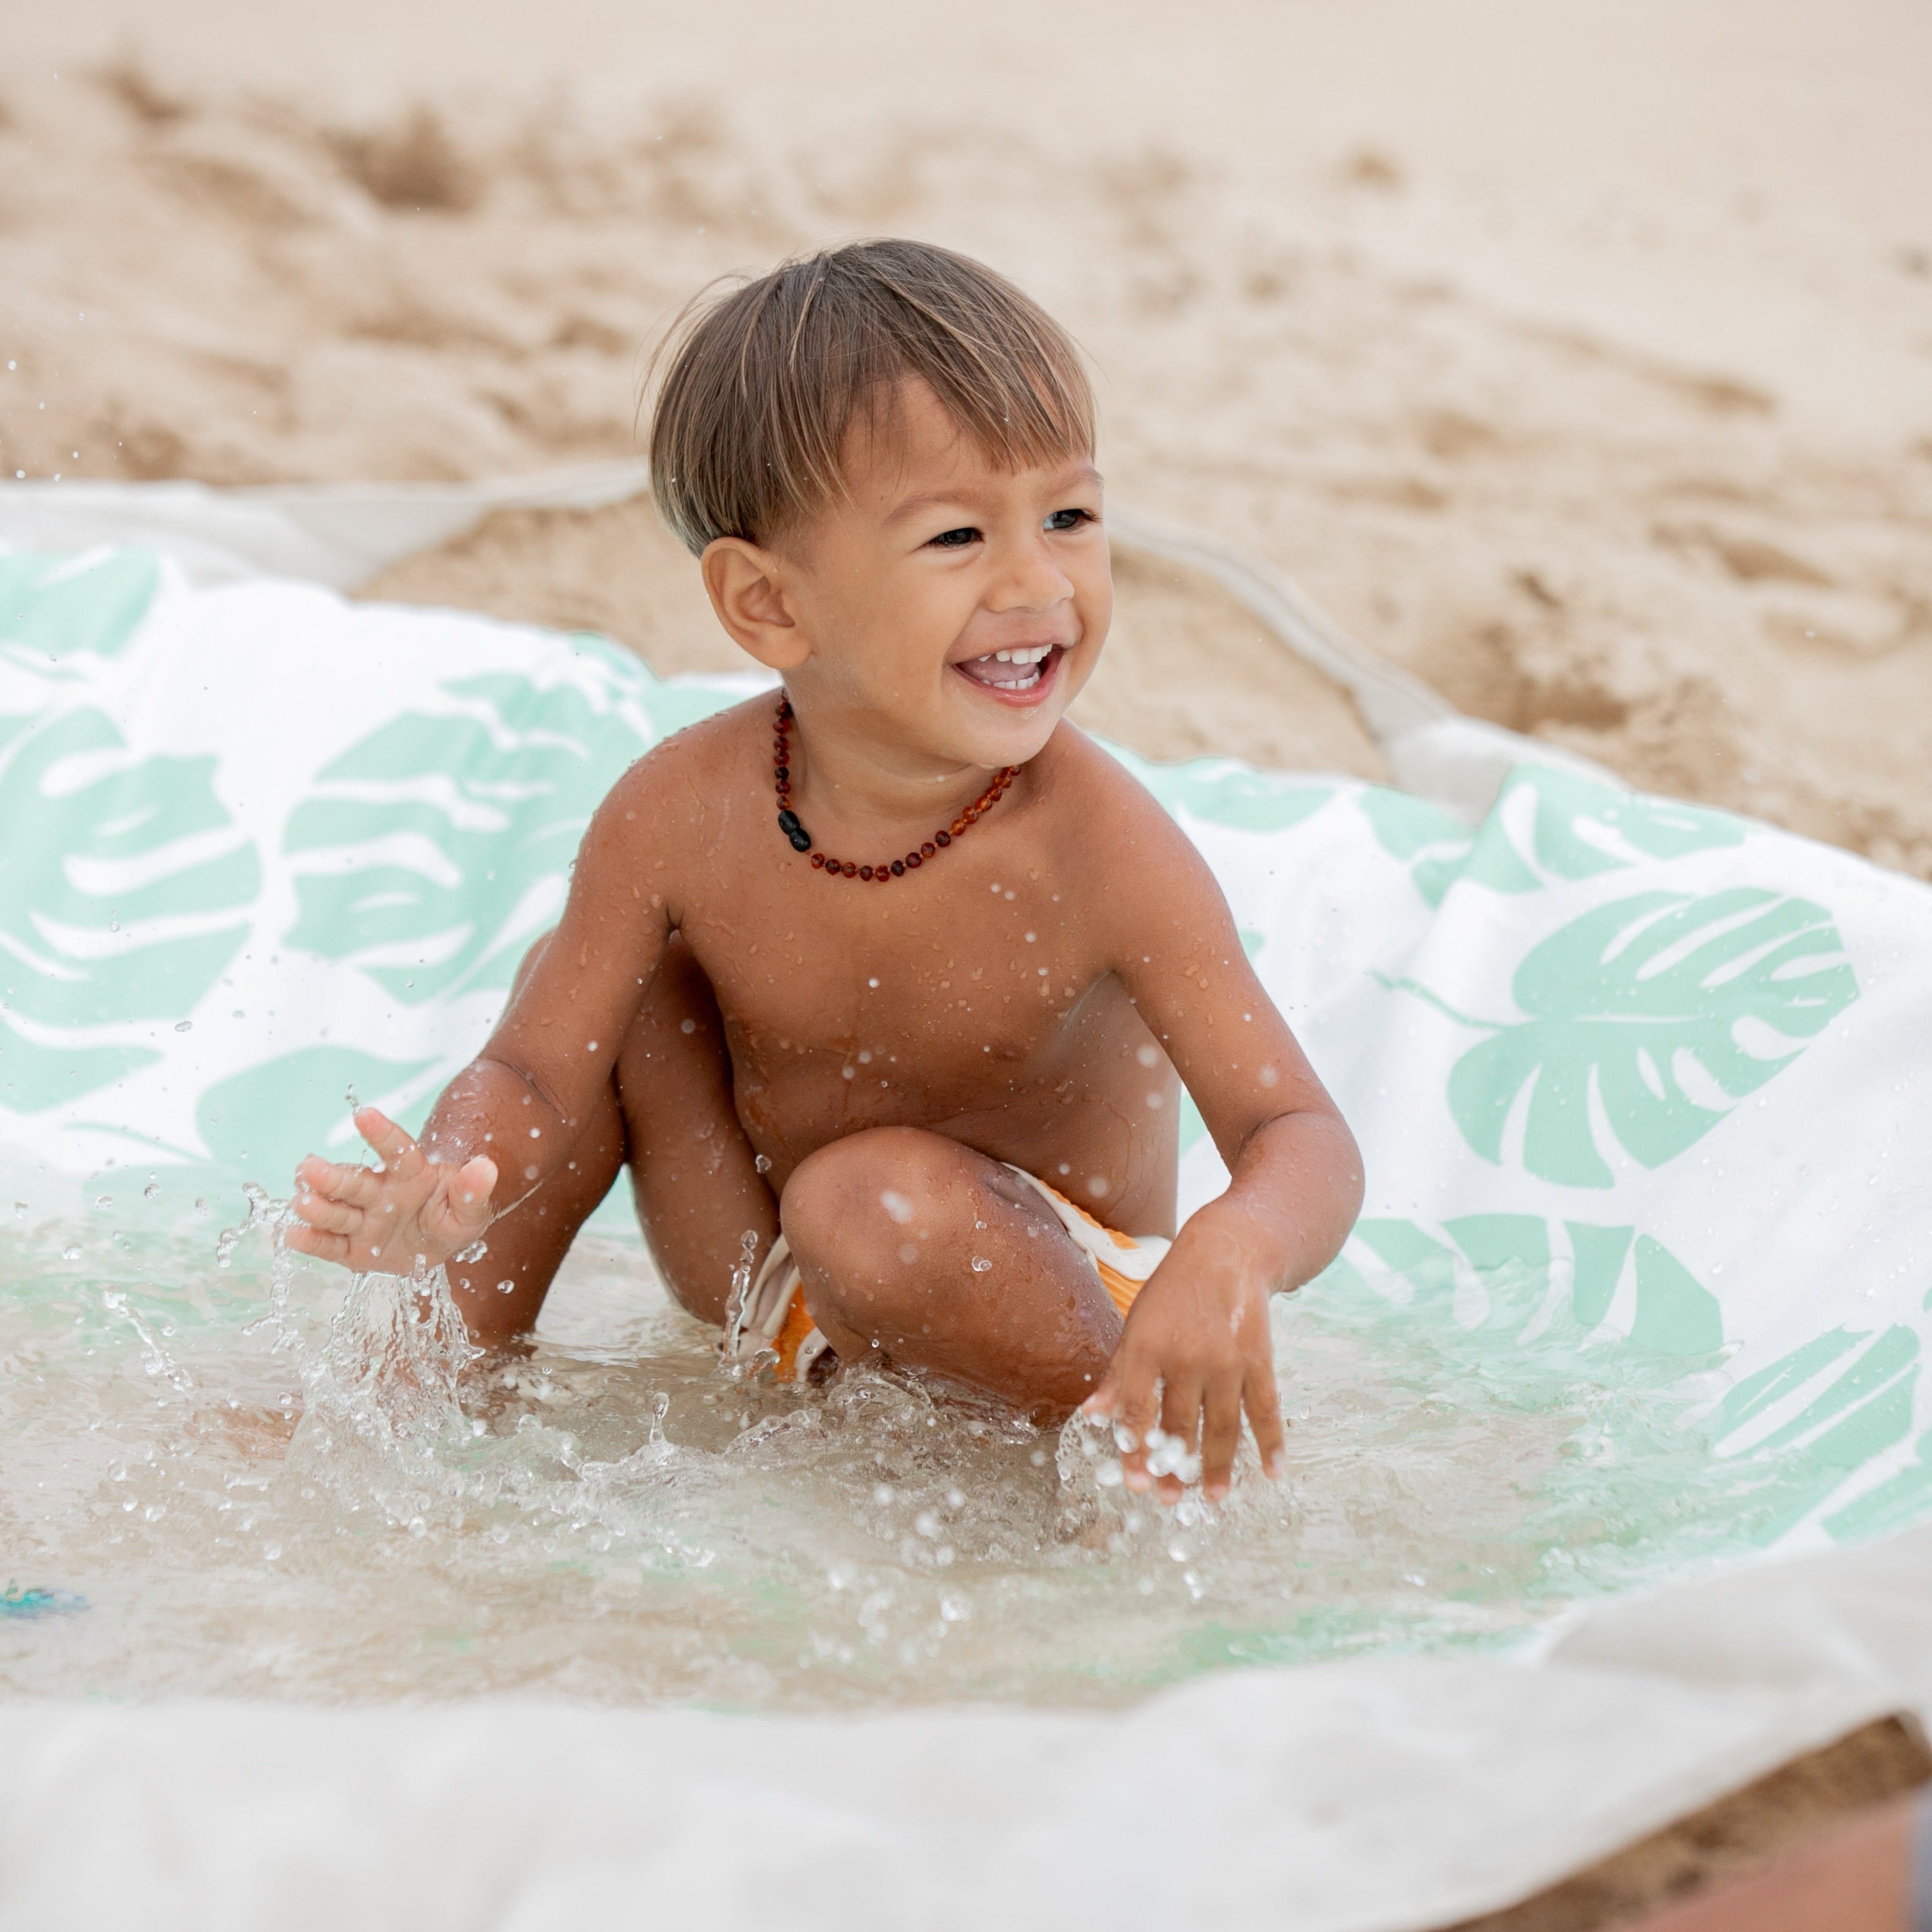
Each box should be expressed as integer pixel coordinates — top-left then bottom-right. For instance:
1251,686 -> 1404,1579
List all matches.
647,239 -> 1094,555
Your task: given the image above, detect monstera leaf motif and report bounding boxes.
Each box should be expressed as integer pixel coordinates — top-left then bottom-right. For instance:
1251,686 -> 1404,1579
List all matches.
283,667 -> 658,1002
1361,767 -> 1750,907
1107,747 -> 1337,832
1486,766 -> 1749,882
1442,887 -> 1858,1186
1334,1214 -> 1722,1358
1358,788 -> 1475,906
0,705 -> 260,1111
0,546 -> 160,664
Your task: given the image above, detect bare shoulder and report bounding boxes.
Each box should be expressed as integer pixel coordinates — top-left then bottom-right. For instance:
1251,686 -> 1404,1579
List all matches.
1035,723 -> 1236,945
1037,723 -> 1210,868
579,695 -> 769,898
595,695 -> 767,833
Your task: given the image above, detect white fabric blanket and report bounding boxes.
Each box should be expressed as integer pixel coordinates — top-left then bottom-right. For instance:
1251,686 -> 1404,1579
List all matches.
4,512 -> 1931,1930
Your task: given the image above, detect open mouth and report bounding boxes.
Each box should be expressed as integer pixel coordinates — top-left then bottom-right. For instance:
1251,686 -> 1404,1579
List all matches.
952,643 -> 1064,702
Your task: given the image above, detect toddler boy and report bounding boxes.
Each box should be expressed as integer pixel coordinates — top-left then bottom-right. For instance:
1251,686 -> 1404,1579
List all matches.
289,239 -> 1363,1503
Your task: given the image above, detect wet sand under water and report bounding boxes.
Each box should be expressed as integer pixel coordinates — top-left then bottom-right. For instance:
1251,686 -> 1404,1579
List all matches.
4,0 -> 1931,867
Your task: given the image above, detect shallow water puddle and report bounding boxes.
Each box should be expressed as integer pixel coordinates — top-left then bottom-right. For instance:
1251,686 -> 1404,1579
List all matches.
0,1190 -> 1808,1712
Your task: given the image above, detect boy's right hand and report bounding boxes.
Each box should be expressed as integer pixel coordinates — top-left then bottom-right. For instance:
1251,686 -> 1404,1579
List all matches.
286,1107 -> 497,1277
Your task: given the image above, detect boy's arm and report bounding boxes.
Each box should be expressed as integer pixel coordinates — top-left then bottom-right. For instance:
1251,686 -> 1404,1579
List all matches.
1081,768 -> 1364,1503
287,770 -> 675,1275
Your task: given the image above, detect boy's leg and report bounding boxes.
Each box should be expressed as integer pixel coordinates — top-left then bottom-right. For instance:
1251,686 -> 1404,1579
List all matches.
778,1126 -> 1124,1422
449,933 -> 777,1343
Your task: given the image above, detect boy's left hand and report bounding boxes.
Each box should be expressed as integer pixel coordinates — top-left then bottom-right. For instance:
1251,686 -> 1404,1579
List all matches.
1081,1243 -> 1285,1505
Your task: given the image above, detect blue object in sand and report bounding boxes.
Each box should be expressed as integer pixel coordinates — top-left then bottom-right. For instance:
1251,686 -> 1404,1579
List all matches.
1,1585 -> 87,1619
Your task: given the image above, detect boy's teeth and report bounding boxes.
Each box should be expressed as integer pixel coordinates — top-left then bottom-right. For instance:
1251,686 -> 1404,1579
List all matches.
961,645 -> 1054,690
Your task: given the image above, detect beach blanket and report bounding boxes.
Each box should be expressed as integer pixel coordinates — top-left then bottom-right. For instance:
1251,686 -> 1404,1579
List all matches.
4,539 -> 1931,1560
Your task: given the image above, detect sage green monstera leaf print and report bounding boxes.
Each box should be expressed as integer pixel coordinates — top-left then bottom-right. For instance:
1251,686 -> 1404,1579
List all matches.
1360,767 -> 1751,908
0,547 -> 160,665
0,705 -> 260,1110
1434,886 -> 1858,1186
282,670 -> 652,1002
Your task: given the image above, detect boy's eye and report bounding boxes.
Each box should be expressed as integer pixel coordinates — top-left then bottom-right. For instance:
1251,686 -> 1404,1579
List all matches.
1044,508 -> 1094,533
928,526 -> 980,549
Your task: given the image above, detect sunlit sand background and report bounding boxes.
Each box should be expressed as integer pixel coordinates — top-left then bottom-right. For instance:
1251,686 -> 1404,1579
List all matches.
4,4 -> 1931,1923
5,0 -> 1930,857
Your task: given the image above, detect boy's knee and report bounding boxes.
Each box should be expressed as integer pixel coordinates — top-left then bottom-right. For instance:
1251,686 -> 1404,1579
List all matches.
781,1127 -> 962,1282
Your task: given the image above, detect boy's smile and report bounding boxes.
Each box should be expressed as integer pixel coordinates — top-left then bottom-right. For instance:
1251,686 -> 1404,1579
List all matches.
700,376 -> 1109,817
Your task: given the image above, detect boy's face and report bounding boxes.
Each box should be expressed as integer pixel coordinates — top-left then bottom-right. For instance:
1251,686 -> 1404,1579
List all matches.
724,379 -> 1110,777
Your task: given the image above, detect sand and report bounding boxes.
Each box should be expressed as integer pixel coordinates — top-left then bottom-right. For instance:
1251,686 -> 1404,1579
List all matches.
3,2 -> 1931,1918
5,0 -> 1932,862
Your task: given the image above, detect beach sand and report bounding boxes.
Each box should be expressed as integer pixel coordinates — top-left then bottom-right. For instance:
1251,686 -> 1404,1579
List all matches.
4,2 -> 1931,1920
6,0 -> 1931,860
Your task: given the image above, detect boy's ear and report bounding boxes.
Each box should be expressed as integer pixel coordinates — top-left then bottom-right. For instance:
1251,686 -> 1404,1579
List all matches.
700,539 -> 810,672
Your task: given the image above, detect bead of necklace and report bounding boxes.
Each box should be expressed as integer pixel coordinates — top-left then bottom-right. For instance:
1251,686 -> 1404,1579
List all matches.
772,696 -> 1016,882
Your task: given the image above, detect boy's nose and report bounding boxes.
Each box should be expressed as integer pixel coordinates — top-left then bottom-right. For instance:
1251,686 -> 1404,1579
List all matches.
987,537 -> 1075,613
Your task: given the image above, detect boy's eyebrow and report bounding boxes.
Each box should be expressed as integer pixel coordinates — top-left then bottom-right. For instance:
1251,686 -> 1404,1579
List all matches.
885,463 -> 1103,526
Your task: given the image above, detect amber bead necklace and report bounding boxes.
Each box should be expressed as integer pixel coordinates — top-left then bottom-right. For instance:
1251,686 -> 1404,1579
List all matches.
772,695 -> 1016,882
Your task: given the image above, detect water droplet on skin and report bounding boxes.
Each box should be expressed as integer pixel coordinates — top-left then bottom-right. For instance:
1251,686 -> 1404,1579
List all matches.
496,1279 -> 517,1294
867,977 -> 880,989
586,1041 -> 598,1053
754,1153 -> 772,1173
1136,1044 -> 1160,1067
680,1018 -> 697,1034
143,1182 -> 161,1200
970,1256 -> 992,1273
881,1190 -> 915,1225
454,1239 -> 489,1264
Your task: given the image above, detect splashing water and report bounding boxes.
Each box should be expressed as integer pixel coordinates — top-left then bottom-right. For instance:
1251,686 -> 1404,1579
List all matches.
0,1188 -> 1834,1712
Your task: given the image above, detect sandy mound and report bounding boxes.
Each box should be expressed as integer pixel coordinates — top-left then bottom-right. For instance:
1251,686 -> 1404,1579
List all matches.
361,499 -> 1390,778
2,28 -> 1928,866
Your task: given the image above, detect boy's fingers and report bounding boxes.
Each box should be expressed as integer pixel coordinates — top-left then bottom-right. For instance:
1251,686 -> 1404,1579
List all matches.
1154,1373 -> 1204,1506
290,1193 -> 362,1236
428,1156 -> 498,1247
354,1108 -> 423,1180
1244,1364 -> 1288,1481
282,1222 -> 349,1265
453,1155 -> 497,1221
1109,1351 -> 1161,1493
1157,1374 -> 1203,1456
295,1157 -> 379,1207
1200,1382 -> 1244,1500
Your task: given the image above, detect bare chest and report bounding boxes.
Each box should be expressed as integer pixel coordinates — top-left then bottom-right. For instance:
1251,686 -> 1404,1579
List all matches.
673,850 -> 1145,1149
